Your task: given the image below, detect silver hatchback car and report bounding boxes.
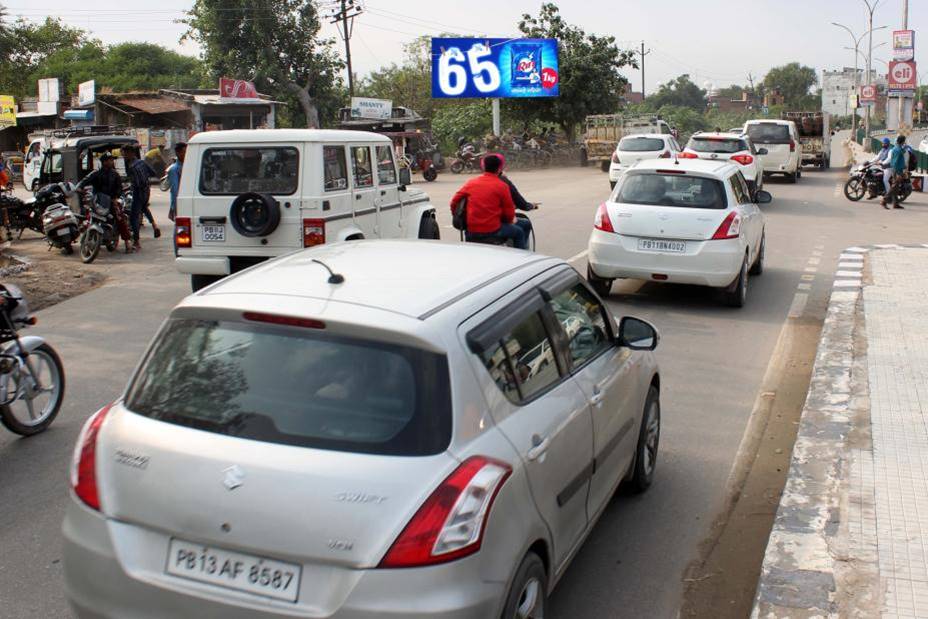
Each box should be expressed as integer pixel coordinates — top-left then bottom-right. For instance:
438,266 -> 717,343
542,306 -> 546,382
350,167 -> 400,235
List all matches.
63,241 -> 661,618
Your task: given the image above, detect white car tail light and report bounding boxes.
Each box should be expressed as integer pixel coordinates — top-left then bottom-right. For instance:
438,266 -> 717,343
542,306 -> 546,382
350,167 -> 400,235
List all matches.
71,403 -> 114,511
593,203 -> 615,233
174,217 -> 192,248
711,212 -> 742,240
611,152 -> 621,164
379,456 -> 511,568
731,154 -> 754,166
302,218 -> 325,247
678,152 -> 698,159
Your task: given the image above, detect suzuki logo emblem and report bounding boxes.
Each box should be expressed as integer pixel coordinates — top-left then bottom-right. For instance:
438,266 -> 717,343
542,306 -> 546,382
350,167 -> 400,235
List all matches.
222,465 -> 245,491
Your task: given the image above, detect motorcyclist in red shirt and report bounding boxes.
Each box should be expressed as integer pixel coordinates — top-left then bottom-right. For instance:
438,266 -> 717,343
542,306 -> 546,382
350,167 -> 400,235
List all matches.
450,153 -> 529,249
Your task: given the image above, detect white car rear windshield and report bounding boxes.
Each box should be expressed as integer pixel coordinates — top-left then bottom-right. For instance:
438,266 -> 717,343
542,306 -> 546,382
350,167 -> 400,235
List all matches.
746,123 -> 791,144
687,137 -> 747,154
125,319 -> 452,456
616,173 -> 727,209
199,147 -> 299,195
619,137 -> 664,152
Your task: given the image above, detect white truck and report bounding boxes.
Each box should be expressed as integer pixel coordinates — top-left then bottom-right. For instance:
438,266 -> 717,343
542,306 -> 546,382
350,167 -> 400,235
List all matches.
175,129 -> 440,291
782,111 -> 832,169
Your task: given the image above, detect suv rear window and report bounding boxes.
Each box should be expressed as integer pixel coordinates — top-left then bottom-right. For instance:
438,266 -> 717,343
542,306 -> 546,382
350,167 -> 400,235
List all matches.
616,172 -> 727,209
687,137 -> 747,154
126,319 -> 452,456
618,137 -> 664,152
200,147 -> 299,195
746,123 -> 791,144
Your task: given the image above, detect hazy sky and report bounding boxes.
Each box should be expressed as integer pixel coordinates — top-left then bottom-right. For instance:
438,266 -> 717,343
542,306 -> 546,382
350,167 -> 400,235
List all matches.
2,0 -> 924,93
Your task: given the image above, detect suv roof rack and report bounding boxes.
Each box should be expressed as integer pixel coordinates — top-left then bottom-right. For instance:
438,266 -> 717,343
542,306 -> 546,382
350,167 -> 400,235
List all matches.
48,125 -> 131,139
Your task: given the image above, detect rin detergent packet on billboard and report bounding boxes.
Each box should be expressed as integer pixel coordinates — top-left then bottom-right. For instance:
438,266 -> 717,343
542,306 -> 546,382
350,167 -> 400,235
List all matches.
511,43 -> 543,86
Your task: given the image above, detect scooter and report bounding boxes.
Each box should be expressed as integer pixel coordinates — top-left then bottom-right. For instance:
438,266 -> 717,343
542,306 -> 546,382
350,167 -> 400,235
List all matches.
42,201 -> 81,254
78,188 -> 131,264
453,200 -> 538,252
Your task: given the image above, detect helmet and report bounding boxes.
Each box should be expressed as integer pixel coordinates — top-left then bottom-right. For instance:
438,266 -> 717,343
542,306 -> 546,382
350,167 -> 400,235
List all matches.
882,137 -> 891,146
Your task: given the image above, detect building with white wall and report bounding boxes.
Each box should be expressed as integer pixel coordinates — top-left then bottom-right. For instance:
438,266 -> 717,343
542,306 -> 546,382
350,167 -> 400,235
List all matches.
822,68 -> 887,118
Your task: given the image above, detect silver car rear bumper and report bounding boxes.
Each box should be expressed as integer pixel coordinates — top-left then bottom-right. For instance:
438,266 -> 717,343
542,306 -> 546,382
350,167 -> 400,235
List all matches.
63,496 -> 505,619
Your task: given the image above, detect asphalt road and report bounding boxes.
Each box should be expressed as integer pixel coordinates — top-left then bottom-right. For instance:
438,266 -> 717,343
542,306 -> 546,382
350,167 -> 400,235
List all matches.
1,160 -> 927,618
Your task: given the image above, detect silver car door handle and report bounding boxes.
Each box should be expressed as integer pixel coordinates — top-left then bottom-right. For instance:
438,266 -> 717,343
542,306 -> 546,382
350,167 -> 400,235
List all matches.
527,435 -> 550,461
590,392 -> 604,406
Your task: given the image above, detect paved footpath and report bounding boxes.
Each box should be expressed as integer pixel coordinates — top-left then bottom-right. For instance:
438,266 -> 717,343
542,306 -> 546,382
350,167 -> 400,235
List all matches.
753,245 -> 928,618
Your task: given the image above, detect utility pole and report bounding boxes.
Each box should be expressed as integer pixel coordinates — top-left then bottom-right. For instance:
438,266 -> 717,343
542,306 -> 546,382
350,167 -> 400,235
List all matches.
328,0 -> 363,98
637,41 -> 651,97
862,0 -> 883,150
899,0 -> 909,133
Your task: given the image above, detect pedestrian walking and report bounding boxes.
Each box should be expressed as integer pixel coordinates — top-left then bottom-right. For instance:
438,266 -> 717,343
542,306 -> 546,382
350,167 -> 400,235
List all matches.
167,142 -> 186,222
124,146 -> 158,250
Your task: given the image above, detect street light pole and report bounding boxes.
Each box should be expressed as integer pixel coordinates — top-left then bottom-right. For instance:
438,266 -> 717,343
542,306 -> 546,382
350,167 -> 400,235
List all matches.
833,21 -> 887,149
862,1 -> 883,150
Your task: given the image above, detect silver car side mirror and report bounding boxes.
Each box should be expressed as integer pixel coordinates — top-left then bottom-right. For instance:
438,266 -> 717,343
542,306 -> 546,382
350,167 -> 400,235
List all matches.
617,316 -> 659,351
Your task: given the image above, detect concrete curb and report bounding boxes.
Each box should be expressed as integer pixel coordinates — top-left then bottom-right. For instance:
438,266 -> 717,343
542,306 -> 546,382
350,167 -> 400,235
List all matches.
751,245 -> 928,618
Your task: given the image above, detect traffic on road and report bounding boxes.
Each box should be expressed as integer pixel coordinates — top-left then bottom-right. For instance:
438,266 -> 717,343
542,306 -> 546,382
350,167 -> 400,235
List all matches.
1,3 -> 927,618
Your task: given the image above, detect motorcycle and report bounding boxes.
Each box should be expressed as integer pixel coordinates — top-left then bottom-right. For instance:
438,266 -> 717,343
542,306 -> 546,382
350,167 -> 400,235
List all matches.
78,187 -> 130,263
844,162 -> 911,203
0,284 -> 65,436
449,144 -> 482,174
0,192 -> 46,241
453,199 -> 538,252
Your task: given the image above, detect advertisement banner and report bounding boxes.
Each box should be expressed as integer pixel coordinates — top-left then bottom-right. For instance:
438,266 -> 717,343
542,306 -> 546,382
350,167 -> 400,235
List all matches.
431,38 -> 559,98
219,78 -> 258,99
893,30 -> 915,61
78,80 -> 95,107
0,96 -> 16,128
888,60 -> 917,94
350,97 -> 392,120
859,84 -> 878,103
37,78 -> 59,102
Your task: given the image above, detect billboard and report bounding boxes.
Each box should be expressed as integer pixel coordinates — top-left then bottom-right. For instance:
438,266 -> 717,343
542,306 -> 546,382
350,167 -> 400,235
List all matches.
0,96 -> 16,128
78,80 -> 95,107
888,60 -> 917,96
893,30 -> 915,61
431,38 -> 559,98
350,97 -> 392,120
219,78 -> 258,99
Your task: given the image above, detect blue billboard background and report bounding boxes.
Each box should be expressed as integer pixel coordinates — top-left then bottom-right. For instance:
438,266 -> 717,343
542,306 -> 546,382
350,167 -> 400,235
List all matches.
431,38 -> 560,99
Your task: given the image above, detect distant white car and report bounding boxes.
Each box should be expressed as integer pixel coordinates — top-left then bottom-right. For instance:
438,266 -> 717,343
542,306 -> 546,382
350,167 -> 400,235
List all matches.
608,134 -> 682,188
680,132 -> 766,195
743,120 -> 802,183
587,159 -> 771,307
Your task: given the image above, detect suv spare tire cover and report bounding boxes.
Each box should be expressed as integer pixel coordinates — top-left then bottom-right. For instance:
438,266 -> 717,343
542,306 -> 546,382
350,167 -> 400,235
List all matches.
229,193 -> 281,238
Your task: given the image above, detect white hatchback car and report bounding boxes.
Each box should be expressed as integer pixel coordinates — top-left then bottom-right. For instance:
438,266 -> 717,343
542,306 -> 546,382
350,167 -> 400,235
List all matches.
587,159 -> 771,307
743,120 -> 802,183
63,241 -> 662,619
680,132 -> 766,196
608,133 -> 682,188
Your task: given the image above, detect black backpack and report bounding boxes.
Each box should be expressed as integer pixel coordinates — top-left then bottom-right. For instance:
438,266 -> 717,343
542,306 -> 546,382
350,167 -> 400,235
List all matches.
451,197 -> 467,231
908,148 -> 918,172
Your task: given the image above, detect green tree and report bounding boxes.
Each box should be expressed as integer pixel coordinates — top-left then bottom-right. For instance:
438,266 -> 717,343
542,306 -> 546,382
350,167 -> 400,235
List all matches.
762,63 -> 817,108
715,84 -> 745,100
0,14 -> 88,97
183,0 -> 345,127
359,36 -> 434,118
646,74 -> 706,111
515,3 -> 637,141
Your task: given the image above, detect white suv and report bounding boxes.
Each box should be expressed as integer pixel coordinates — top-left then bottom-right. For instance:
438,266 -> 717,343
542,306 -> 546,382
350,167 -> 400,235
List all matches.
174,129 -> 439,291
608,133 -> 681,188
743,120 -> 802,183
681,132 -> 766,196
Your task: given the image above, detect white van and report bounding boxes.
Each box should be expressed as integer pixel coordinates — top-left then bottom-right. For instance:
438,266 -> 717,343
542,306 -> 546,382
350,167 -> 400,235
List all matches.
743,120 -> 802,182
175,129 -> 440,291
23,136 -> 55,191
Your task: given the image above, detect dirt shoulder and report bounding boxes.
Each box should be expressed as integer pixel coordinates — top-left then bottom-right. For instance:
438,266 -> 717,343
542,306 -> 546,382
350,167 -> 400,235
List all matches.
679,315 -> 824,617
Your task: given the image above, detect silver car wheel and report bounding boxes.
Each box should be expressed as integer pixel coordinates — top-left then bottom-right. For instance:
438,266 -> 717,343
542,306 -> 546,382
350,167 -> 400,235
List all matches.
643,401 -> 660,476
516,577 -> 544,619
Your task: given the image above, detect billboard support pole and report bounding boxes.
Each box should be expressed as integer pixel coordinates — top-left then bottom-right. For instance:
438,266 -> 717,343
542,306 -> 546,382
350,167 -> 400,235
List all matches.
492,98 -> 501,136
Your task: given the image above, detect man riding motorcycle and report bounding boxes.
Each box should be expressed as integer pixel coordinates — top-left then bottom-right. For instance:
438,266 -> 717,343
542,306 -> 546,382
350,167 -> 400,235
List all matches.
868,137 -> 892,199
450,153 -> 532,249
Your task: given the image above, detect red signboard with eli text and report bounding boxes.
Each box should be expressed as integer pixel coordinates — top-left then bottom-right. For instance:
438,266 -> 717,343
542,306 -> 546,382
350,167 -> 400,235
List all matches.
888,61 -> 917,91
219,78 -> 259,99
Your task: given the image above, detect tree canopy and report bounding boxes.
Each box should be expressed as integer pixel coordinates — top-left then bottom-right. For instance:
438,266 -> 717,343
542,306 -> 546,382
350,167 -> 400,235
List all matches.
0,13 -> 87,97
763,62 -> 817,108
183,0 -> 345,128
646,74 -> 707,111
513,3 -> 637,140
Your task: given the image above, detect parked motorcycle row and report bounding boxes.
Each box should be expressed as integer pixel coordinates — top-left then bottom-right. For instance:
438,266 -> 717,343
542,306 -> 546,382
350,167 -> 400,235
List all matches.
0,181 -> 131,263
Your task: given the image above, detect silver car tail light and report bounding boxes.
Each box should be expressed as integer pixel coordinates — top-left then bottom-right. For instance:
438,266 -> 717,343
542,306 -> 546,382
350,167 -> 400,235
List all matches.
379,456 -> 511,568
70,403 -> 114,511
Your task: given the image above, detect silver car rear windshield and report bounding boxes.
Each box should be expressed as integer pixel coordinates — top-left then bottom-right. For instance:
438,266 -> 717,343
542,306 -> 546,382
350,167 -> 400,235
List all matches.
125,319 -> 452,456
616,172 -> 727,210
687,137 -> 746,154
618,137 -> 664,152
